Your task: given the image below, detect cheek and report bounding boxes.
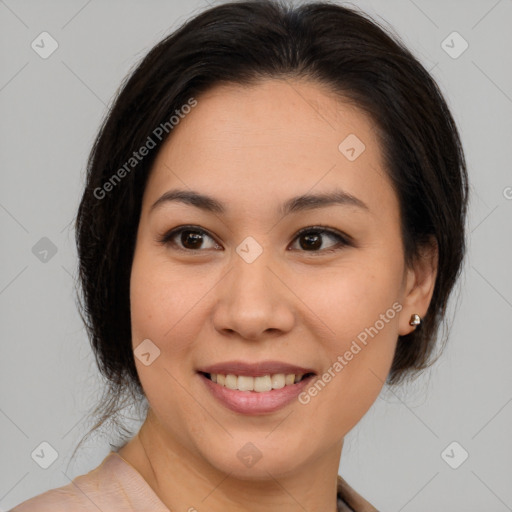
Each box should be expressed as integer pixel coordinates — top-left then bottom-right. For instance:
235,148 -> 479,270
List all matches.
297,257 -> 402,429
129,249 -> 207,421
301,253 -> 402,341
129,247 -> 214,358
338,265 -> 402,376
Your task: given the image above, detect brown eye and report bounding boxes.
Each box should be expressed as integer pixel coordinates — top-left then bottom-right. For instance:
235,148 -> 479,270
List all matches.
290,227 -> 350,253
159,225 -> 351,254
180,230 -> 206,249
160,226 -> 221,251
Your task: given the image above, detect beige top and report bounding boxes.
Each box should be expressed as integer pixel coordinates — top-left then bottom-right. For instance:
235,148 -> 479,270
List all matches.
11,451 -> 378,512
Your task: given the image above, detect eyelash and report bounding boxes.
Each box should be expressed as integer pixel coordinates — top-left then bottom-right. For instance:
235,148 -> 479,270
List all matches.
157,224 -> 353,255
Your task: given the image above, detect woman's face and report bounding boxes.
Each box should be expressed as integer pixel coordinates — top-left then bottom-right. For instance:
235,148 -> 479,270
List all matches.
130,79 -> 436,477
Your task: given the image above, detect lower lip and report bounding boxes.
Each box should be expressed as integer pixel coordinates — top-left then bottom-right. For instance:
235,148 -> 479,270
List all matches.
198,372 -> 315,415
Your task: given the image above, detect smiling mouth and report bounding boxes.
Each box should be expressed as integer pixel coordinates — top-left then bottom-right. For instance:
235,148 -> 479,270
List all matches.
199,371 -> 315,392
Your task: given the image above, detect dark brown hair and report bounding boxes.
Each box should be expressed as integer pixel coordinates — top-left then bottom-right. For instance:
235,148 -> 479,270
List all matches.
72,0 -> 468,457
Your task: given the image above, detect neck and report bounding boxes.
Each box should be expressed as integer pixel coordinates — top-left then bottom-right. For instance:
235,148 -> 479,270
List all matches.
117,409 -> 342,512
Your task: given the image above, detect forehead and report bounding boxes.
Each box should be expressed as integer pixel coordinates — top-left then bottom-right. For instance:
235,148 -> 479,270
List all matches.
144,78 -> 395,217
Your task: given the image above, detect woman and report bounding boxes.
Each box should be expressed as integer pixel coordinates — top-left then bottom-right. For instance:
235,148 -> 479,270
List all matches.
11,0 -> 468,510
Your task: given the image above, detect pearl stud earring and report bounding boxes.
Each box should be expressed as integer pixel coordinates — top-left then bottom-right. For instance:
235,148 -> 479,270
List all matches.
409,314 -> 421,327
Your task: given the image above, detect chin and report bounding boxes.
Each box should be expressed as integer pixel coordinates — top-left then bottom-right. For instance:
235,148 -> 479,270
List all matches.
194,435 -> 315,480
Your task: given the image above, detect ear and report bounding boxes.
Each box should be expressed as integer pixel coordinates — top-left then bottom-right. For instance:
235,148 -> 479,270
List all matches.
399,237 -> 438,336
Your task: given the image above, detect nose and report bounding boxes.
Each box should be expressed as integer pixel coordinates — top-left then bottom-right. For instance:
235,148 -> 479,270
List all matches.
212,251 -> 295,341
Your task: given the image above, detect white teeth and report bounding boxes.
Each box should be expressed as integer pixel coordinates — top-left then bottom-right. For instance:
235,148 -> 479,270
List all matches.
237,375 -> 254,392
254,375 -> 272,392
225,374 -> 238,390
271,374 -> 285,389
207,372 -> 308,392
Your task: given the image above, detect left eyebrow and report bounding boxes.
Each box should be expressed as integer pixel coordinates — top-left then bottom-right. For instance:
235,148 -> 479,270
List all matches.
149,188 -> 370,216
280,189 -> 369,216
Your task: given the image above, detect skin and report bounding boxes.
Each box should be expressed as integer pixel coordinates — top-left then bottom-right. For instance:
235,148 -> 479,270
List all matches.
118,78 -> 438,512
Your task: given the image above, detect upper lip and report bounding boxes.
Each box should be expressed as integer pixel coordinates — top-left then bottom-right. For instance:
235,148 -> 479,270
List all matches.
197,360 -> 316,377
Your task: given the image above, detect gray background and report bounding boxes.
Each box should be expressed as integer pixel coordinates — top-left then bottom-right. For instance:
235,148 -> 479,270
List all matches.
1,0 -> 511,510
